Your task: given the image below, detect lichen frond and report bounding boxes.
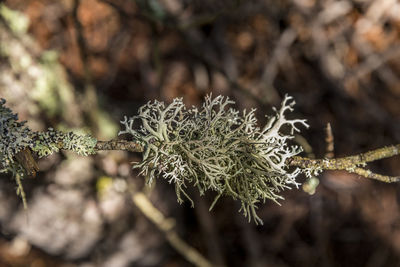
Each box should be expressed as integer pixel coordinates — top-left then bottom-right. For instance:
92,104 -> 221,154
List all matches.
120,94 -> 309,224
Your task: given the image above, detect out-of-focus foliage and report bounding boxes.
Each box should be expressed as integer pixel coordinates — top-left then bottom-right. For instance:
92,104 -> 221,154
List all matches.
0,4 -> 29,34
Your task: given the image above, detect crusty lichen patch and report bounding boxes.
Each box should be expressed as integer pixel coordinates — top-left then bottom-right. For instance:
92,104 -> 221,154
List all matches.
0,98 -> 97,207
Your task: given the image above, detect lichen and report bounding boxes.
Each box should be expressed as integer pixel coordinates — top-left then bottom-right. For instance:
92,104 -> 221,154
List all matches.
120,94 -> 309,224
1,98 -> 97,207
0,99 -> 97,165
0,98 -> 33,172
0,98 -> 35,208
31,128 -> 97,157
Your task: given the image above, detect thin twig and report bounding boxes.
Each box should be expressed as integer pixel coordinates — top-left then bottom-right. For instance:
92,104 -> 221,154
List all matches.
15,172 -> 27,210
351,167 -> 399,183
288,144 -> 400,182
95,139 -> 144,153
289,144 -> 400,168
129,186 -> 213,267
324,123 -> 334,159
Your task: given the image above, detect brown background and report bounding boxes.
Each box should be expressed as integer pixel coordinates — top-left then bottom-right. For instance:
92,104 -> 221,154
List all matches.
1,0 -> 400,266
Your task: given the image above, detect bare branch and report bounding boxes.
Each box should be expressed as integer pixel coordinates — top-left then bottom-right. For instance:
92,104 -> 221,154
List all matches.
95,139 -> 144,153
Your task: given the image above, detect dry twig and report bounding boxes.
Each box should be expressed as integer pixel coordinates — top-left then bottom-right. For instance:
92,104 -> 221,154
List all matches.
288,144 -> 400,183
129,186 -> 213,267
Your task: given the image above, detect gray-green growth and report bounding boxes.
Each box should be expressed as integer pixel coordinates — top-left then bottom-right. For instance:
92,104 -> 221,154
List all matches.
0,99 -> 97,167
0,98 -> 33,172
1,95 -> 309,223
0,99 -> 97,207
120,95 -> 309,224
31,128 -> 97,158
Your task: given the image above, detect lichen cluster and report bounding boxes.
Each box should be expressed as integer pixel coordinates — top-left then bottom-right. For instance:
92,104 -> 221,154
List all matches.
120,94 -> 309,224
0,98 -> 97,203
0,98 -> 33,173
0,98 -> 36,208
31,128 -> 97,158
0,99 -> 97,169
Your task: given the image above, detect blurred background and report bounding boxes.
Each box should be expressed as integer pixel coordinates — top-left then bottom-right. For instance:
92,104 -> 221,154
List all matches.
1,0 -> 400,266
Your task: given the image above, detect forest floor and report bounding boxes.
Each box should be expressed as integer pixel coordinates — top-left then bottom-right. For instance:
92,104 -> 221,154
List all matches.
1,1 -> 400,266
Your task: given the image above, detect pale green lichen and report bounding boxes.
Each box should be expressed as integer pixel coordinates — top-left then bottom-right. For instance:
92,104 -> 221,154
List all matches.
0,98 -> 32,171
0,98 -> 97,207
120,94 -> 309,224
31,128 -> 97,157
0,98 -> 34,208
0,99 -> 97,163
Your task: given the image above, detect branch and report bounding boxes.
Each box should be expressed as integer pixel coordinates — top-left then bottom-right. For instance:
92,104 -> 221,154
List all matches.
95,139 -> 144,153
93,140 -> 400,183
287,144 -> 400,183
